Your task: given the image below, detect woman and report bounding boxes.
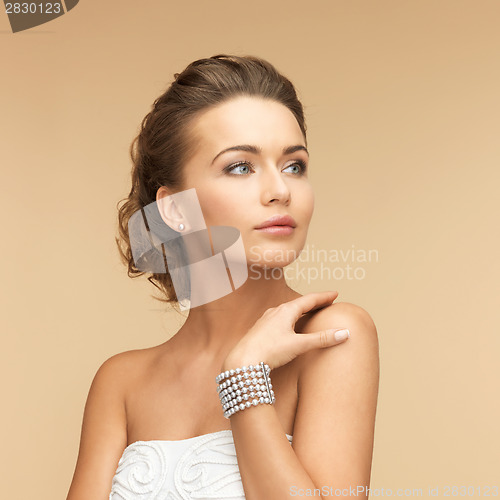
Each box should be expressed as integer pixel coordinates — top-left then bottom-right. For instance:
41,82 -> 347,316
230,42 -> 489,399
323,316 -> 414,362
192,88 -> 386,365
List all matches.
66,54 -> 379,500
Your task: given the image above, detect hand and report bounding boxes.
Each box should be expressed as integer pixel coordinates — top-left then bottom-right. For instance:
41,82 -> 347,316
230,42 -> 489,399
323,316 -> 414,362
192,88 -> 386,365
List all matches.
221,291 -> 350,372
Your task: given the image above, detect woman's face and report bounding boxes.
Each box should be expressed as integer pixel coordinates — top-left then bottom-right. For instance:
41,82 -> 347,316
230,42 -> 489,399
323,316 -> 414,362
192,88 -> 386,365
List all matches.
177,95 -> 314,268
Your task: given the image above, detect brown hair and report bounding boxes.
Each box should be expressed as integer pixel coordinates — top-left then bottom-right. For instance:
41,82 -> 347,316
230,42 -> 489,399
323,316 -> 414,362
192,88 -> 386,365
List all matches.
115,53 -> 308,312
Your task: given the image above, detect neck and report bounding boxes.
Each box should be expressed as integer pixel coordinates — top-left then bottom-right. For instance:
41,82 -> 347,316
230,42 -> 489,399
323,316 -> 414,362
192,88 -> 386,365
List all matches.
167,266 -> 301,366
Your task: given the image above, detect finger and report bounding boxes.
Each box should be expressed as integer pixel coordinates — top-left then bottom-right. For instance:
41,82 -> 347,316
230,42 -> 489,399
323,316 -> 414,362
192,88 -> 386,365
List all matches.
285,291 -> 339,321
295,327 -> 350,354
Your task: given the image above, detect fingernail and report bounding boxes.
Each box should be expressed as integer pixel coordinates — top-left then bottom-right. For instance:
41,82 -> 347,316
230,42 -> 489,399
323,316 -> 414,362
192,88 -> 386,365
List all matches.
334,329 -> 350,341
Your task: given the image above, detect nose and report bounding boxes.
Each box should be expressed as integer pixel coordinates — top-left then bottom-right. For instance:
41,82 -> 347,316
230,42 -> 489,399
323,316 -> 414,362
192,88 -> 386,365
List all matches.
260,166 -> 291,206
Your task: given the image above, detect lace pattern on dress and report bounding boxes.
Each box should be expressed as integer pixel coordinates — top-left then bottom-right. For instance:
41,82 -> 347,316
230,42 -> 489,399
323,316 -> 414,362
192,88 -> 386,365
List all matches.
109,430 -> 293,500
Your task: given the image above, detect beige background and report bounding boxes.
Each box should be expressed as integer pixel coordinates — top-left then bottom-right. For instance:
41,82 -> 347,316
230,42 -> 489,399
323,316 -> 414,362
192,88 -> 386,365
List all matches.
1,1 -> 499,498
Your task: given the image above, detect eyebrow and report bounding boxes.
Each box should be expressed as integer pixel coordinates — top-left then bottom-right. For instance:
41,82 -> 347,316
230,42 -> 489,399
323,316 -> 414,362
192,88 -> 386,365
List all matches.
211,144 -> 309,165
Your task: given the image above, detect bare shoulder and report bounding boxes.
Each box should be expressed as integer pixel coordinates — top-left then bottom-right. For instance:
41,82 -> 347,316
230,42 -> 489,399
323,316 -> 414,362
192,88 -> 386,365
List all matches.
98,345 -> 163,386
295,300 -> 378,343
97,348 -> 149,380
89,346 -> 164,410
295,301 -> 379,382
83,347 -> 153,429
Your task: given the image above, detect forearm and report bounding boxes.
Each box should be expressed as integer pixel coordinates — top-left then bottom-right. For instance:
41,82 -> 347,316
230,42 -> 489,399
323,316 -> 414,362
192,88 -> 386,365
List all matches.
220,360 -> 322,500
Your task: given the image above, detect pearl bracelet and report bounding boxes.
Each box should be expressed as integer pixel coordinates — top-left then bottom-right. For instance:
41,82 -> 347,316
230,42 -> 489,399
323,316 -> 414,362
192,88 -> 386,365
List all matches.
215,362 -> 275,419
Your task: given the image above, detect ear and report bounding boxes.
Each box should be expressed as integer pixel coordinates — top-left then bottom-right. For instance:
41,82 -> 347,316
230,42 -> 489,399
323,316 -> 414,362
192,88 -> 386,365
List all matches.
156,186 -> 191,232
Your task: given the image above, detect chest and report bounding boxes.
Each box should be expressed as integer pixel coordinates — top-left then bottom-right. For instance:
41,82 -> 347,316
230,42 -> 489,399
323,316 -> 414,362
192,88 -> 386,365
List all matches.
125,360 -> 299,446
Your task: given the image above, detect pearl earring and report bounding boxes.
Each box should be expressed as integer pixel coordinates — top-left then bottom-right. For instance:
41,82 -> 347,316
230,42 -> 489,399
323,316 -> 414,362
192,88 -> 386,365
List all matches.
178,223 -> 185,231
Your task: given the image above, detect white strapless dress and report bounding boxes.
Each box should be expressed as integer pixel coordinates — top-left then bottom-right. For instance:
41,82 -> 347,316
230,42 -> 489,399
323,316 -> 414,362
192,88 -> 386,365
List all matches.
109,429 -> 293,499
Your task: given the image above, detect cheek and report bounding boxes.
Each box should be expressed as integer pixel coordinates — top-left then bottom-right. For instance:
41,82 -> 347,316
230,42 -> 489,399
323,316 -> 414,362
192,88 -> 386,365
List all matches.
195,186 -> 246,226
297,185 -> 315,223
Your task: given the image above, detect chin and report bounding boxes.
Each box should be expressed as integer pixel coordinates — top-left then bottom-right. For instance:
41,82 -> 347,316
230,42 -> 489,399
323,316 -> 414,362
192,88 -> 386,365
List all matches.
243,231 -> 305,263
247,248 -> 301,268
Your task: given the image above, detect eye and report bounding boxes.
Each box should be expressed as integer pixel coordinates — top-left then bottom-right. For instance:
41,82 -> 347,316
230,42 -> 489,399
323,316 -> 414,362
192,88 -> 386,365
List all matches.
283,160 -> 307,175
223,161 -> 255,175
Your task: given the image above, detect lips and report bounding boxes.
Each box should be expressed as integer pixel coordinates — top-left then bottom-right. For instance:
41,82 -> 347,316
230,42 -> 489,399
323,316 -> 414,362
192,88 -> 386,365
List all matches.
254,215 -> 297,229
